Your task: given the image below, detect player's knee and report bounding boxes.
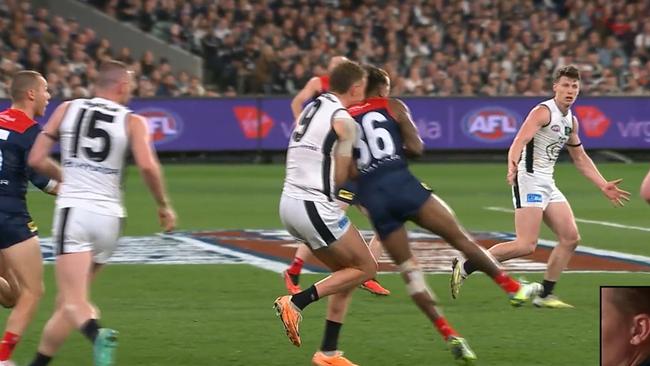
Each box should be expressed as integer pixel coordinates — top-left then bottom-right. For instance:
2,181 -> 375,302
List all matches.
398,258 -> 431,297
560,232 -> 580,249
515,238 -> 537,256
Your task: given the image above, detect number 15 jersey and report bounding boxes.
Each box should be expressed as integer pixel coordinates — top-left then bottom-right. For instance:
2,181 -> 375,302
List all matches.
57,97 -> 131,217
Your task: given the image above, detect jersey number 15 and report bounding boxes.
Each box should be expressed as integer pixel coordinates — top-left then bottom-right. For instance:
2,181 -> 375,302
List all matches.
72,109 -> 115,162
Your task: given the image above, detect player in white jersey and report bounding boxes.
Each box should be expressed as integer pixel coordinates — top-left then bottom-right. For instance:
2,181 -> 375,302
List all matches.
27,60 -> 176,366
452,65 -> 630,308
274,61 -> 376,366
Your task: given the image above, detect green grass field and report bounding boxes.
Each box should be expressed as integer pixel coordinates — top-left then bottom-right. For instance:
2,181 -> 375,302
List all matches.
6,162 -> 649,365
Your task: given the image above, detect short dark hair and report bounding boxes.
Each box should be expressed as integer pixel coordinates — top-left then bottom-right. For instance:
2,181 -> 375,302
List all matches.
610,287 -> 650,317
329,60 -> 366,94
10,70 -> 43,102
95,60 -> 130,89
554,65 -> 581,83
364,64 -> 389,96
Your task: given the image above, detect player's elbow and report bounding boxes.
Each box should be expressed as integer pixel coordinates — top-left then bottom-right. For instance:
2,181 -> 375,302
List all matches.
27,152 -> 44,170
405,140 -> 424,157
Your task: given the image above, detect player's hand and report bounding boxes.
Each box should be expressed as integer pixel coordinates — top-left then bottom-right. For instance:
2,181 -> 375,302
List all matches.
158,205 -> 177,232
600,178 -> 631,207
506,160 -> 518,185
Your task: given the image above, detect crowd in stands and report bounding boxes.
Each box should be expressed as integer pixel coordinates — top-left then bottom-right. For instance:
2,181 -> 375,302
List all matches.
89,0 -> 650,96
3,0 -> 650,98
0,0 -> 212,99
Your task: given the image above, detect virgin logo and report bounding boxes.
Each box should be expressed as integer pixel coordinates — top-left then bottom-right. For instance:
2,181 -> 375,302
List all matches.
574,106 -> 610,138
233,106 -> 274,139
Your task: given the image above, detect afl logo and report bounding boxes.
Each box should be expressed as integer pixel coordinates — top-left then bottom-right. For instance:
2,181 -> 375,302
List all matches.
137,108 -> 183,145
462,107 -> 520,142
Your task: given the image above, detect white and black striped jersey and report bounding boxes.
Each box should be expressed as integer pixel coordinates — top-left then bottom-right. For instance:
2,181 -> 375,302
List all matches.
56,97 -> 131,217
518,98 -> 574,177
283,93 -> 350,202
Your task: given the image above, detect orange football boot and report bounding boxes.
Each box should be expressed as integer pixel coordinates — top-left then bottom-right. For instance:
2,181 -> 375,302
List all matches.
273,295 -> 302,347
360,279 -> 390,296
282,270 -> 302,295
312,351 -> 358,366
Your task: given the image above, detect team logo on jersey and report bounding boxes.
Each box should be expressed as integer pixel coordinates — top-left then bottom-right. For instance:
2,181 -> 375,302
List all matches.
574,106 -> 610,138
233,106 -> 274,139
462,107 -> 520,142
551,125 -> 561,133
137,108 -> 183,145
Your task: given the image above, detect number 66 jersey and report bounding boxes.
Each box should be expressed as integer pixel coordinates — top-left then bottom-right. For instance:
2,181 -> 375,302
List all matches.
57,97 -> 131,218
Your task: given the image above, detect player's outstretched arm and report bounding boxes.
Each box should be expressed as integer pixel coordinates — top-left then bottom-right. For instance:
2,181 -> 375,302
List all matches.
506,105 -> 549,185
290,77 -> 322,120
332,115 -> 357,188
641,170 -> 650,204
388,98 -> 423,156
128,113 -> 176,231
567,116 -> 630,207
27,102 -> 67,182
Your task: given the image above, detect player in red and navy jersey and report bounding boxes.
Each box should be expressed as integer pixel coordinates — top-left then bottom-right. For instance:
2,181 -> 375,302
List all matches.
347,65 -> 543,364
283,56 -> 390,297
0,70 -> 60,365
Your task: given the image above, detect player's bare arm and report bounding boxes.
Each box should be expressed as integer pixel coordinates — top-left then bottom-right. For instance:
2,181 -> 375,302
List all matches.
332,116 -> 357,187
641,169 -> 650,204
27,102 -> 69,182
291,77 -> 322,120
388,98 -> 423,156
128,113 -> 177,231
566,116 -> 630,207
506,105 -> 550,185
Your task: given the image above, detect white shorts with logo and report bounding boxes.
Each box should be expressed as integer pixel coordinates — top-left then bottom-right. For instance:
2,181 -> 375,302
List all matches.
512,172 -> 567,210
52,206 -> 122,264
279,194 -> 351,250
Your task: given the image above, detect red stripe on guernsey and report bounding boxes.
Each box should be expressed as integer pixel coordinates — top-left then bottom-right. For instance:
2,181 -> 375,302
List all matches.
0,109 -> 36,133
348,97 -> 390,117
319,75 -> 330,92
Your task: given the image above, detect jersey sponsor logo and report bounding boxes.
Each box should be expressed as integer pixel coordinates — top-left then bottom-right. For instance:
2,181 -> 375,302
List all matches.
337,189 -> 355,202
551,125 -> 561,133
137,108 -> 183,145
574,106 -> 610,138
27,221 -> 37,233
233,106 -> 274,139
526,193 -> 543,203
337,216 -> 349,229
462,107 -> 520,142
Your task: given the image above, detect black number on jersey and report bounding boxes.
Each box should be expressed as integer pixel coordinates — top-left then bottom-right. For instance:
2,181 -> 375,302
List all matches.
71,109 -> 115,162
293,99 -> 321,142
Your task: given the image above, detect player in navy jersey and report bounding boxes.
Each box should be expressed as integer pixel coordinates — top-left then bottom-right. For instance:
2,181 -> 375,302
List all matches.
283,56 -> 390,297
0,70 -> 60,365
348,65 -> 542,364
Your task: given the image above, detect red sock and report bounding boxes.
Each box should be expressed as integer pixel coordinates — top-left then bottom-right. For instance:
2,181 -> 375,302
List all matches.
0,331 -> 20,361
434,317 -> 459,341
493,272 -> 521,295
287,257 -> 304,276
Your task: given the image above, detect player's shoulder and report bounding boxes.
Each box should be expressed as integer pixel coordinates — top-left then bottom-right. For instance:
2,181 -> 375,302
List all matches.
348,97 -> 388,117
0,109 -> 36,134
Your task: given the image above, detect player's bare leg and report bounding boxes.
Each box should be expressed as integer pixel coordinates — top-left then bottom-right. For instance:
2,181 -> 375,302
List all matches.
312,288 -> 357,365
533,202 -> 579,308
458,207 -> 543,288
29,264 -> 103,366
274,226 -> 376,347
360,235 -> 390,296
380,225 -> 476,364
415,195 -> 540,304
0,237 -> 44,362
55,252 -> 117,366
0,255 -> 20,309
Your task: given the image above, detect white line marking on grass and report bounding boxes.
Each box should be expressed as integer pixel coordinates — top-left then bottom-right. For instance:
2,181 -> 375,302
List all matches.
485,206 -> 650,232
159,233 -> 314,273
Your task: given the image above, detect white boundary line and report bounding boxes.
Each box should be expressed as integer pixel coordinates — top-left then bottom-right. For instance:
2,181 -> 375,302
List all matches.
485,206 -> 650,232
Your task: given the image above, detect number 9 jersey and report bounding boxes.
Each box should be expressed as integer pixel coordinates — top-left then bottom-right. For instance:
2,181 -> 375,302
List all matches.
57,97 -> 131,217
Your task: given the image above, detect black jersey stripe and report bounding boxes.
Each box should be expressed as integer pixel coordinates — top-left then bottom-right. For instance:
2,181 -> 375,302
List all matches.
304,201 -> 336,245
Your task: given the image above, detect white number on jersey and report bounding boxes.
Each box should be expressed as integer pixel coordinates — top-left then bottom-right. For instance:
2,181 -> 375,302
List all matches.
355,112 -> 396,168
